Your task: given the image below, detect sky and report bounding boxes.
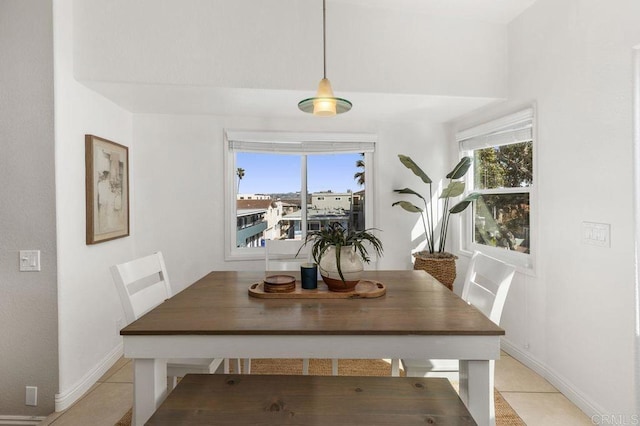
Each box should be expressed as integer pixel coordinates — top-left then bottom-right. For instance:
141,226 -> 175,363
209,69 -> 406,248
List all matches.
236,152 -> 364,194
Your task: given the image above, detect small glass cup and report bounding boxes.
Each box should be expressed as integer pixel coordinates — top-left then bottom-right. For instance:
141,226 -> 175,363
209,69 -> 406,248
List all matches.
300,263 -> 318,289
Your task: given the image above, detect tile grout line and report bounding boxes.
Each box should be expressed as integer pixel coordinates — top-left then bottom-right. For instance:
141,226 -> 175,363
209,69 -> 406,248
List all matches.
48,383 -> 104,425
99,360 -> 131,383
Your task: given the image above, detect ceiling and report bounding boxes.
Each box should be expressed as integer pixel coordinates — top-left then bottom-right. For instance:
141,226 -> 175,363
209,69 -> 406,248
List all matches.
83,0 -> 537,123
338,0 -> 538,24
83,81 -> 500,123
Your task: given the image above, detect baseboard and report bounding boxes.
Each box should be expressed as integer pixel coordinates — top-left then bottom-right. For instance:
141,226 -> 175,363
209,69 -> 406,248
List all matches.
501,338 -> 606,418
54,342 -> 123,412
0,416 -> 46,426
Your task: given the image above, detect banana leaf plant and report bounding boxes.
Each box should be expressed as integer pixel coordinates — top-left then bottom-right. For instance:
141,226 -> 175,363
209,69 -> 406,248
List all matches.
392,155 -> 479,254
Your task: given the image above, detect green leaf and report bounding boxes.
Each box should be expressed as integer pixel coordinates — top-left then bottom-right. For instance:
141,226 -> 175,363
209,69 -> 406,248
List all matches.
445,157 -> 472,179
392,201 -> 423,213
393,188 -> 425,201
449,193 -> 481,214
440,181 -> 465,199
449,200 -> 472,214
398,155 -> 432,184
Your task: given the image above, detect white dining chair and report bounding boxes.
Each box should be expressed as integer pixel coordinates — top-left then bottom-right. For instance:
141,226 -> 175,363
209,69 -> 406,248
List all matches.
264,239 -> 339,376
110,251 -> 227,388
265,239 -> 311,271
393,251 -> 516,380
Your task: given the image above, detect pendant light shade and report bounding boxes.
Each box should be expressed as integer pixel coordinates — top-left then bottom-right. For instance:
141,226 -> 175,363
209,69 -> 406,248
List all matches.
298,0 -> 352,116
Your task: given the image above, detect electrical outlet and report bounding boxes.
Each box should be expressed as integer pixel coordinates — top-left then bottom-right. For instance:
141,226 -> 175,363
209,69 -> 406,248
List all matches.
25,386 -> 37,406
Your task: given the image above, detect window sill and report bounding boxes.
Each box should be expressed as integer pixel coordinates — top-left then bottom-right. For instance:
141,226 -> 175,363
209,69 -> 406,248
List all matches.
225,247 -> 265,262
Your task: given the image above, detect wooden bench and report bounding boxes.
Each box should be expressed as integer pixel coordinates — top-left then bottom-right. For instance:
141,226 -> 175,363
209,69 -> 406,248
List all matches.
145,374 -> 476,425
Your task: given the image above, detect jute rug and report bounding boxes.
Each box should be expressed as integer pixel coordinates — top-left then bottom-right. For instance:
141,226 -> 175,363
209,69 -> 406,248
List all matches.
116,359 -> 525,425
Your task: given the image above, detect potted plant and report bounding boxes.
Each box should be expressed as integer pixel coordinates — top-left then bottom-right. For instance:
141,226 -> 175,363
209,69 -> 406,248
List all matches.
298,223 -> 383,292
392,155 -> 478,290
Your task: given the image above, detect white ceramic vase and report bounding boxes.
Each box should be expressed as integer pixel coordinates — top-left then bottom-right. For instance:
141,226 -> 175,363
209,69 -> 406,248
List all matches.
319,245 -> 364,292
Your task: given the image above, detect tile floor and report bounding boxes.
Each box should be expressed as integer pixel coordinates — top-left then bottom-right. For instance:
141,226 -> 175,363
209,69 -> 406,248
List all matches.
40,352 -> 593,425
494,353 -> 592,425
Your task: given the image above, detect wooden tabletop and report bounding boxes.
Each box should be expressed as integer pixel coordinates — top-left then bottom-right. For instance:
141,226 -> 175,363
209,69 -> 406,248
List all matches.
121,270 -> 504,337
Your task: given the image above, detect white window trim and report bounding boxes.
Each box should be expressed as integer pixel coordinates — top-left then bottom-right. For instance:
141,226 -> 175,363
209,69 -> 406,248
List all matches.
224,130 -> 376,261
456,106 -> 538,273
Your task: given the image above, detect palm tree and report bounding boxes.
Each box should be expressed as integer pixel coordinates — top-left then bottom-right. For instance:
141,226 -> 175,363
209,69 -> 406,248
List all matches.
236,167 -> 245,193
353,154 -> 365,186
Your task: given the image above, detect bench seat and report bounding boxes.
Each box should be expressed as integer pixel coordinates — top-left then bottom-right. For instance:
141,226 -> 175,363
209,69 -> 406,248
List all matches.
146,373 -> 476,425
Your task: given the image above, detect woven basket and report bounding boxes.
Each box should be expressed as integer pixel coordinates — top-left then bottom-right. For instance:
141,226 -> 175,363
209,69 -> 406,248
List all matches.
413,252 -> 458,290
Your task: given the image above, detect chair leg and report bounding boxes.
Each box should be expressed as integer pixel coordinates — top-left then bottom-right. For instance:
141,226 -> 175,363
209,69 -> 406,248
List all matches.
169,376 -> 178,390
331,359 -> 338,376
302,359 -> 310,375
243,358 -> 251,374
234,359 -> 242,374
223,358 -> 229,374
391,359 -> 400,377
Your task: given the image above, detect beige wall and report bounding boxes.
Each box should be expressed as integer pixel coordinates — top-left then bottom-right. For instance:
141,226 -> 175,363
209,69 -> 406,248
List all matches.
0,0 -> 58,417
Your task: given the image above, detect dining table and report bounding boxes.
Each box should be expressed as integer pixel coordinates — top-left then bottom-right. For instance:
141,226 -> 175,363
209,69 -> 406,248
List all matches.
121,270 -> 504,426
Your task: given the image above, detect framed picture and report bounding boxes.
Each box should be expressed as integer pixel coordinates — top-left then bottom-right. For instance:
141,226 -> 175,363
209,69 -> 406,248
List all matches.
85,134 -> 129,244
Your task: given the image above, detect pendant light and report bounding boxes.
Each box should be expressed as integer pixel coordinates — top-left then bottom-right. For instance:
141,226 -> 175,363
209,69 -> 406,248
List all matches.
298,0 -> 352,116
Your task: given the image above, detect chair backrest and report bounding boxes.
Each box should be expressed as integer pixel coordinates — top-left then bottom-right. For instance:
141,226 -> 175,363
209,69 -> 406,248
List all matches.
110,252 -> 172,324
265,239 -> 311,271
460,251 -> 516,325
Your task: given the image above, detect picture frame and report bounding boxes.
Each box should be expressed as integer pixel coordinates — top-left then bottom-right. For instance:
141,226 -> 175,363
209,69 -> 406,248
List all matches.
85,134 -> 129,245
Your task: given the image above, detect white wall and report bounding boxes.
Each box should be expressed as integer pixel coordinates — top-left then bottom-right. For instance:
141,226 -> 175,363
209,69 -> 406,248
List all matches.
72,0 -> 506,98
132,114 -> 447,291
377,121 -> 454,269
452,0 -> 640,416
53,0 -> 135,411
0,0 -> 58,417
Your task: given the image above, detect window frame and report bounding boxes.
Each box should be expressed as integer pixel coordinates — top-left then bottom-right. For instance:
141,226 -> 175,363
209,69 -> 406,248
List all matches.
456,107 -> 537,271
223,130 -> 376,261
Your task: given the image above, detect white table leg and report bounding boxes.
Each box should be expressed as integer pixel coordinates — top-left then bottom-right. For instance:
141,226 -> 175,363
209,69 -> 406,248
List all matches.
390,359 -> 400,377
132,358 -> 167,426
459,359 -> 495,426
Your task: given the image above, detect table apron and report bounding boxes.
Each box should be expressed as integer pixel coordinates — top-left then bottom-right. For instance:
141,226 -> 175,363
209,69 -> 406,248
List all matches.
123,334 -> 501,360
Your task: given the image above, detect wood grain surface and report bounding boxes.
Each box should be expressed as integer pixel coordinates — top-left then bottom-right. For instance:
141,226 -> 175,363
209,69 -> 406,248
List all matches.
146,374 -> 477,425
121,270 -> 503,337
249,279 -> 386,299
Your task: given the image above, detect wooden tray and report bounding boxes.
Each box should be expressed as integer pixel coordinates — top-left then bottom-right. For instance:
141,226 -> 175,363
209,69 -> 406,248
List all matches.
249,280 -> 386,299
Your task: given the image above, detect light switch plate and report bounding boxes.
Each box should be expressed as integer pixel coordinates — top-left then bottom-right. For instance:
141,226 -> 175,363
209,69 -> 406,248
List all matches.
19,250 -> 41,271
581,222 -> 610,247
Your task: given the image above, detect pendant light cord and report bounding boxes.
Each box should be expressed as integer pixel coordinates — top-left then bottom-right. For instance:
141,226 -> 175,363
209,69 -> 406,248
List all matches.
322,0 -> 327,79
297,0 -> 352,114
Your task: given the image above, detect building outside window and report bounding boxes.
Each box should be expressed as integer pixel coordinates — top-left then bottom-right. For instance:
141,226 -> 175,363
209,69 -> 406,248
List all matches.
225,131 -> 375,260
457,108 -> 535,268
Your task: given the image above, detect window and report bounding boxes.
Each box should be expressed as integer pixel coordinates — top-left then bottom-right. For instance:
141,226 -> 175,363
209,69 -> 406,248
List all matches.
457,108 -> 535,268
225,131 -> 375,260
